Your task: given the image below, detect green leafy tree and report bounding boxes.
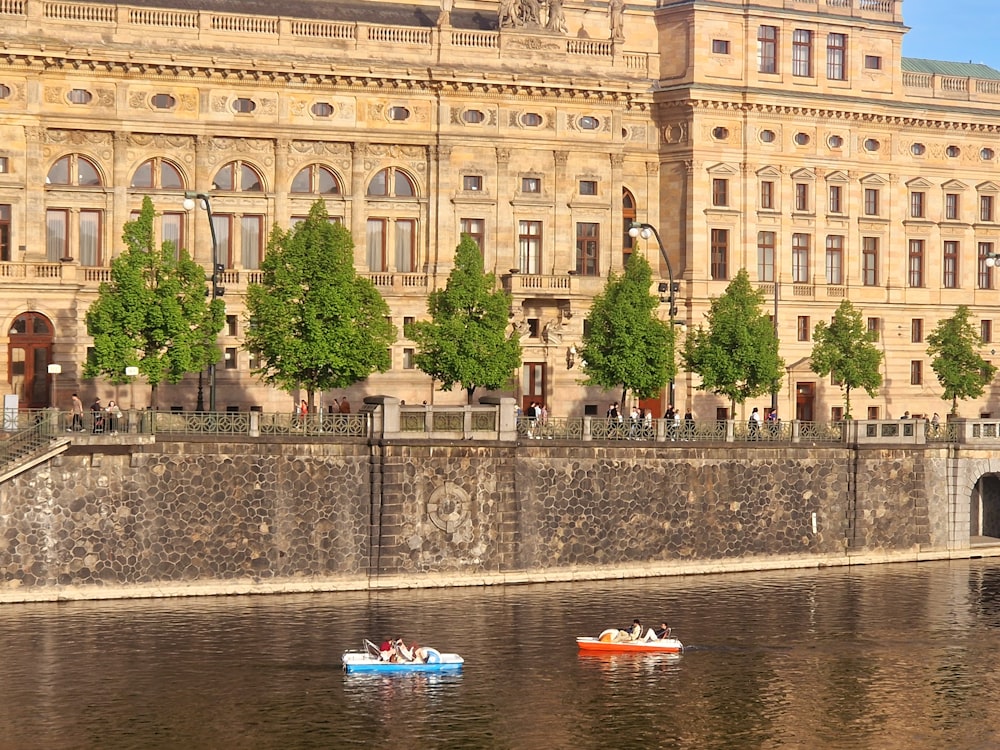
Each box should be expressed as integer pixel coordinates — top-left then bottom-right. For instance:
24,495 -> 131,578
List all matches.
244,201 -> 396,408
810,299 -> 883,419
579,253 -> 675,407
85,196 -> 225,407
411,234 -> 521,404
682,268 -> 782,415
926,305 -> 997,416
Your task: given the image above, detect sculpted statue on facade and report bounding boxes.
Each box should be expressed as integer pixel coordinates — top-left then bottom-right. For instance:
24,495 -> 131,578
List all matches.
609,0 -> 625,41
499,0 -> 564,32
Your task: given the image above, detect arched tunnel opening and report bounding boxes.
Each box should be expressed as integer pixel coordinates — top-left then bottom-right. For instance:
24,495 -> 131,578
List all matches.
973,474 -> 1000,540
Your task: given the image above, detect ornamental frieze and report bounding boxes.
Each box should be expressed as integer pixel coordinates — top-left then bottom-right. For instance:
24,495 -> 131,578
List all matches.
43,129 -> 112,146
128,134 -> 193,149
210,137 -> 273,154
363,143 -> 426,172
506,36 -> 562,52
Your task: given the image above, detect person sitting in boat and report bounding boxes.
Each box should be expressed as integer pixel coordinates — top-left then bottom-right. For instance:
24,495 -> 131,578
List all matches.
614,619 -> 643,642
644,622 -> 671,641
379,639 -> 397,661
394,639 -> 416,662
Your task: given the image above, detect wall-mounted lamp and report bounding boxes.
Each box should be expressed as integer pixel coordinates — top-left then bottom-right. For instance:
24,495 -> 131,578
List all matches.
567,345 -> 577,369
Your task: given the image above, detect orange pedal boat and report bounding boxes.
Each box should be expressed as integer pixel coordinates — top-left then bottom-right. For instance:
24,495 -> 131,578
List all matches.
576,628 -> 684,653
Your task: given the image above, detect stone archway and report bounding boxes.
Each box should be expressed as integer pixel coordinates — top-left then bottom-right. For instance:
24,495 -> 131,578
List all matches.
7,311 -> 55,409
972,474 -> 1000,540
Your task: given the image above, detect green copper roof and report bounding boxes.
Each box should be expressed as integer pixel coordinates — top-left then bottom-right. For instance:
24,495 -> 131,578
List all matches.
903,57 -> 1000,80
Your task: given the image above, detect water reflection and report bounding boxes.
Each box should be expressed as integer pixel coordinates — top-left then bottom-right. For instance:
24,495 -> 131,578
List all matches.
3,561 -> 1000,748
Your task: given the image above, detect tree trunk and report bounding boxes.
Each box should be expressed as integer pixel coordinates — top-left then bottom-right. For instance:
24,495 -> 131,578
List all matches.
466,385 -> 475,405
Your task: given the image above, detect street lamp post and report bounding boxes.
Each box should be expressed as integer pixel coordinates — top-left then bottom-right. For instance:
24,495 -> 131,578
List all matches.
183,191 -> 223,413
628,222 -> 679,407
47,363 -> 61,411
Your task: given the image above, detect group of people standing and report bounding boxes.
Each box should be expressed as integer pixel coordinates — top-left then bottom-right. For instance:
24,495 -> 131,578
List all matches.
70,393 -> 123,434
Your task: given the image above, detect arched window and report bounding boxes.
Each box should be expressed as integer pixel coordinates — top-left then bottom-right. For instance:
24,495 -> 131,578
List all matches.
291,165 -> 342,195
212,161 -> 265,192
46,154 -> 103,187
367,167 -> 416,198
130,158 -> 184,190
622,188 -> 637,266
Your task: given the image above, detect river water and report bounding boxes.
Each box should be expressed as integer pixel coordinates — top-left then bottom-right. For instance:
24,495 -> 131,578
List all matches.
2,559 -> 1000,749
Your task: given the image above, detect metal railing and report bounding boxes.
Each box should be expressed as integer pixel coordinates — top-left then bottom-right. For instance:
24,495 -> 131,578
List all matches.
0,410 -> 60,473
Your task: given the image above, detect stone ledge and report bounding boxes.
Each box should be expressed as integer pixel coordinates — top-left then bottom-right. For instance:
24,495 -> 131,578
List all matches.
5,546 -> 1000,604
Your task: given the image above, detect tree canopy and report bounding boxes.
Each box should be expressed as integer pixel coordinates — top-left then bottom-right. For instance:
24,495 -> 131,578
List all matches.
809,298 -> 883,418
243,201 -> 396,407
410,234 -> 521,403
926,305 -> 997,415
84,196 -> 225,407
578,253 -> 675,407
681,268 -> 782,414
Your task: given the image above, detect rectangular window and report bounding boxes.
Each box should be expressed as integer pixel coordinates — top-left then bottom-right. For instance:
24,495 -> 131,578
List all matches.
710,229 -> 728,280
795,183 -> 810,212
757,231 -> 775,282
403,348 -> 415,369
0,204 -> 10,261
712,178 -> 728,207
828,185 -> 842,214
211,214 -> 232,268
240,214 -> 263,270
792,233 -> 810,283
226,315 -> 238,337
867,317 -> 880,341
797,316 -> 810,342
579,180 -> 597,196
980,242 -> 995,289
162,211 -> 184,259
46,209 -> 68,261
792,29 -> 813,77
712,39 -> 730,54
910,361 -> 922,386
983,320 -> 993,344
366,218 -> 387,272
518,220 -> 542,274
463,174 -> 483,191
826,33 -> 846,80
831,406 -> 844,421
758,25 -> 778,74
910,191 -> 925,218
867,406 -> 880,419
760,180 -> 774,210
403,316 -> 415,338
521,177 -> 541,194
0,156 -> 8,174
982,194 -> 995,222
862,237 -> 879,286
911,319 -> 923,343
864,55 -> 882,70
943,240 -> 959,289
77,210 -> 102,267
908,239 -> 924,287
945,193 -> 959,220
460,218 -> 485,251
575,222 -> 599,276
225,347 -> 237,370
395,219 -> 416,272
825,235 -> 843,284
863,188 -> 879,216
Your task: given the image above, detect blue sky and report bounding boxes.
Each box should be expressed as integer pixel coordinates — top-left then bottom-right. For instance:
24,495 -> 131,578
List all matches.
902,0 -> 1000,68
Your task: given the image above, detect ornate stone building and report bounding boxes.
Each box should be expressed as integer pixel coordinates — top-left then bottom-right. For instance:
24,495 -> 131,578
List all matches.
0,0 -> 997,421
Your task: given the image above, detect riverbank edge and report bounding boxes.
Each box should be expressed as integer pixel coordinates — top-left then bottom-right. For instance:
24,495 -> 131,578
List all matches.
4,545 -> 1000,604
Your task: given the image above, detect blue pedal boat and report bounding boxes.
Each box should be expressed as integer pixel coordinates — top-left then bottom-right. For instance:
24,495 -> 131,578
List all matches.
342,640 -> 464,674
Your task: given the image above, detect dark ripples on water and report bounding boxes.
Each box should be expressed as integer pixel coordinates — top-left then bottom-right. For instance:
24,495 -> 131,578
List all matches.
2,560 -> 1000,749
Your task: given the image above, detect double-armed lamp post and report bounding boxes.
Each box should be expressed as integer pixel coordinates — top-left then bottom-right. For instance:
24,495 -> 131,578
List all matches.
183,191 -> 224,413
628,222 -> 679,407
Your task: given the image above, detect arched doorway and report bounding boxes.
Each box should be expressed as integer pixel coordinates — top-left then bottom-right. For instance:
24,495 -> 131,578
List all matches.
8,312 -> 55,409
972,474 -> 1000,542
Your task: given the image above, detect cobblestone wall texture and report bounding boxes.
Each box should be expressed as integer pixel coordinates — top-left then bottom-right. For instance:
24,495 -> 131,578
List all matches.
0,439 -> 938,593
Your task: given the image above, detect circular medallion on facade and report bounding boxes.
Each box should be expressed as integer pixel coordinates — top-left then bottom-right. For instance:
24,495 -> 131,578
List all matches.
427,482 -> 470,534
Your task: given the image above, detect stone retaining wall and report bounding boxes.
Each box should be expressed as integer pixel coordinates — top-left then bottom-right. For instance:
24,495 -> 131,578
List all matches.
0,437 -> 954,600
